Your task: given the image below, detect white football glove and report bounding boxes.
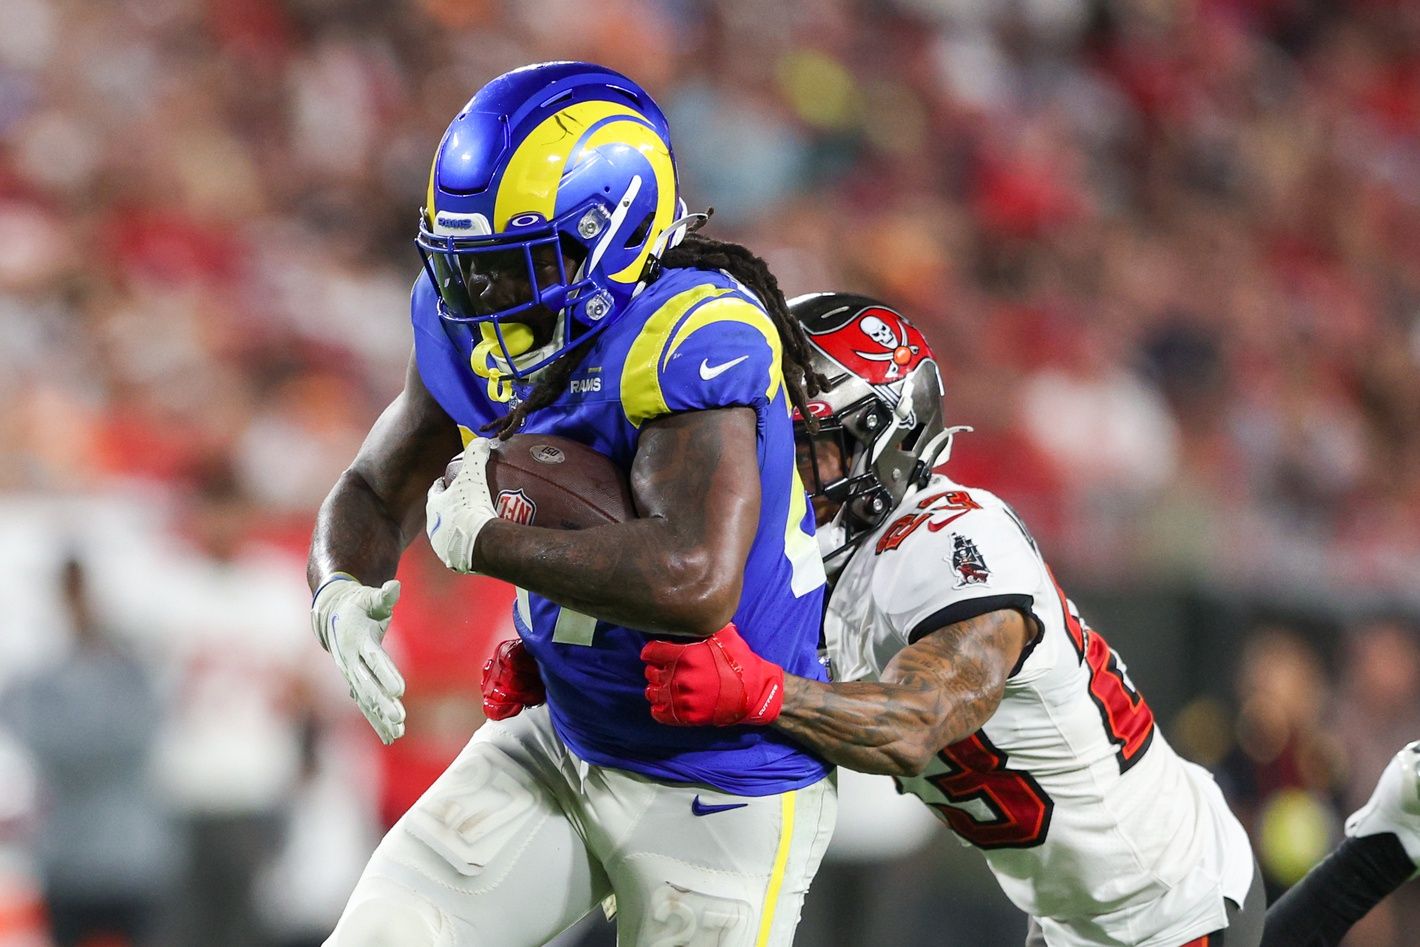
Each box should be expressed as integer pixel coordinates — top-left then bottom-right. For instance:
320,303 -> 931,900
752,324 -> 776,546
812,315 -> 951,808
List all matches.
311,575 -> 406,745
426,437 -> 497,574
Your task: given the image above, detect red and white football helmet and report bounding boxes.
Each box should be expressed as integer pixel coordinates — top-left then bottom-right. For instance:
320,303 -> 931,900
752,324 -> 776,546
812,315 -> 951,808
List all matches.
789,293 -> 966,571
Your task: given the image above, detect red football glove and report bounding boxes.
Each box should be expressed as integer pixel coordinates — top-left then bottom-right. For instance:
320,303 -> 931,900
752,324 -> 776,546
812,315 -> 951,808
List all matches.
481,638 -> 545,720
641,624 -> 785,727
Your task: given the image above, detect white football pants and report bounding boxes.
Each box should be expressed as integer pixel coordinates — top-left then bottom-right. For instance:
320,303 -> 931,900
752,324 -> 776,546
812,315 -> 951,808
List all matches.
325,705 -> 836,946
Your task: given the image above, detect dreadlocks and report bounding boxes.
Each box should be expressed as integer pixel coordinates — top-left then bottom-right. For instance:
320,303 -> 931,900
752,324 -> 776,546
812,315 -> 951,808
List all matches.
485,226 -> 828,438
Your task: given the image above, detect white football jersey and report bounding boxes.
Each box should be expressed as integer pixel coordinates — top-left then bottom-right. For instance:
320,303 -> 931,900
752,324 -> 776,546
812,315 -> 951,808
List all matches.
824,473 -> 1254,947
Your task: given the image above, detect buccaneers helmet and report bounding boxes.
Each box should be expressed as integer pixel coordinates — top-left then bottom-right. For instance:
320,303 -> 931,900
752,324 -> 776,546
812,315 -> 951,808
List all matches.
789,293 -> 966,570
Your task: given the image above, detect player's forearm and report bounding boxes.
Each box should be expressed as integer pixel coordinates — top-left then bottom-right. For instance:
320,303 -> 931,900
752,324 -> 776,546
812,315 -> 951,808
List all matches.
773,675 -> 955,777
773,611 -> 1022,777
470,408 -> 758,636
472,516 -> 738,636
309,354 -> 462,593
308,469 -> 411,592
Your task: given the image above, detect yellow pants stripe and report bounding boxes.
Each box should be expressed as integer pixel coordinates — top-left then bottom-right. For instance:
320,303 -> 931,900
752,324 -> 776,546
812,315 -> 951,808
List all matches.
755,790 -> 797,947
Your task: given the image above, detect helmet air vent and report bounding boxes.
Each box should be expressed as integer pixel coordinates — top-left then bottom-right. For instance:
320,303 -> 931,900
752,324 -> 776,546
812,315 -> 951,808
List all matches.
603,84 -> 646,109
538,89 -> 576,108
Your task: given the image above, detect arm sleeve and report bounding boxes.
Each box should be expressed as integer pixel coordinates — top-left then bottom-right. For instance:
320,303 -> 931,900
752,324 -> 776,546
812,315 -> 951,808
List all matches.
620,294 -> 783,427
872,506 -> 1043,649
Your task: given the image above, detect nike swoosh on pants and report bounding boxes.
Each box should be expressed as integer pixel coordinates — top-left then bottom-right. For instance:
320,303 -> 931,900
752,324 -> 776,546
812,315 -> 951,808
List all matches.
691,795 -> 749,816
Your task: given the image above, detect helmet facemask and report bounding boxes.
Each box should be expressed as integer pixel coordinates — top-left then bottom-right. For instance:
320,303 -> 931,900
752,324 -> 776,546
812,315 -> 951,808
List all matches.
796,368 -> 954,573
796,394 -> 896,531
796,399 -> 894,575
416,201 -> 615,382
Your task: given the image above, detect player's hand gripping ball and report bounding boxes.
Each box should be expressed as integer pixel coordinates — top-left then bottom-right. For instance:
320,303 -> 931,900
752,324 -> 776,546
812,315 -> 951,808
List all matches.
481,638 -> 545,720
642,624 -> 785,727
428,434 -> 636,573
426,438 -> 497,574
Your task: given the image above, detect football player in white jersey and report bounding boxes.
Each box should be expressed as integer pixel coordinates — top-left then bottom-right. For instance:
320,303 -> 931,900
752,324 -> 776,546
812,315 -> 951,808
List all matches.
639,293 -> 1420,946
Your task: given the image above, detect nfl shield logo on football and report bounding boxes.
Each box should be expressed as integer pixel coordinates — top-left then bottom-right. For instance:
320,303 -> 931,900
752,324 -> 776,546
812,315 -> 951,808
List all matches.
496,489 -> 537,525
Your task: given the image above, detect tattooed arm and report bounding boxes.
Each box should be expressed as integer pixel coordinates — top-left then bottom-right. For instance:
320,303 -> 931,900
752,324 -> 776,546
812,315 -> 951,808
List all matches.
471,407 -> 760,637
308,351 -> 463,591
772,609 -> 1031,778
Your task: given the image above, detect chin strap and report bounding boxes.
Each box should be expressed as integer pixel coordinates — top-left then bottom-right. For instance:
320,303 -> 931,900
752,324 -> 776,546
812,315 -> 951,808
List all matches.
656,199 -> 707,255
916,424 -> 975,472
635,202 -> 711,298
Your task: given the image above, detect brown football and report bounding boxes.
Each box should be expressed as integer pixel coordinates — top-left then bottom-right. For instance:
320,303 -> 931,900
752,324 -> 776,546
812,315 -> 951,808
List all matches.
443,434 -> 635,529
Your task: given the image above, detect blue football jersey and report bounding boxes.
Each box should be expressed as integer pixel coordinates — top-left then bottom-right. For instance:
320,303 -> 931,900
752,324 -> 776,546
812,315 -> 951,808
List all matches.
411,266 -> 829,795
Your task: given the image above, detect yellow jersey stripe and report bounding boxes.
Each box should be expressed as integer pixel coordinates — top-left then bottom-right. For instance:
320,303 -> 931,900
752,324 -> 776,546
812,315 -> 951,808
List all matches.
620,284 -> 734,427
783,463 -> 824,596
755,790 -> 797,947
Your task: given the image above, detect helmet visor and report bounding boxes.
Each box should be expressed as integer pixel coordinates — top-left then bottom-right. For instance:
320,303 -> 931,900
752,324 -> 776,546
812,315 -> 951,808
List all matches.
417,228 -> 574,322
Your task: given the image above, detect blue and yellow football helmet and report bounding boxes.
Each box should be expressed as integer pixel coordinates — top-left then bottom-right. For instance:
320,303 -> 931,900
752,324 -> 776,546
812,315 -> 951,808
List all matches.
416,61 -> 688,382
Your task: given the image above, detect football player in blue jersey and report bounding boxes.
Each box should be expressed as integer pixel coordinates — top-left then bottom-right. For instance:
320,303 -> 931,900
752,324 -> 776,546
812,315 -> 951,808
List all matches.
307,62 -> 836,945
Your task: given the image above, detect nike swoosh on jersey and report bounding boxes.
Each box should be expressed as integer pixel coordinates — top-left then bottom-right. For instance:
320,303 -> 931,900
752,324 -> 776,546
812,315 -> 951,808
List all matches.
691,795 -> 749,816
699,355 -> 749,380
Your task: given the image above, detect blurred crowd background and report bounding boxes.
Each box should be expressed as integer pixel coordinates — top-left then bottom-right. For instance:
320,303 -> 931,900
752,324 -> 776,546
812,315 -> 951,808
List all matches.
2,0 -> 1418,944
